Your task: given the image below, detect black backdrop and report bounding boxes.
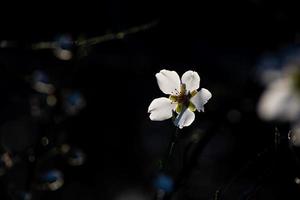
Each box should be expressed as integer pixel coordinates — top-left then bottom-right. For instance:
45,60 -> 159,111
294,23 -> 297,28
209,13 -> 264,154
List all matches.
1,0 -> 300,199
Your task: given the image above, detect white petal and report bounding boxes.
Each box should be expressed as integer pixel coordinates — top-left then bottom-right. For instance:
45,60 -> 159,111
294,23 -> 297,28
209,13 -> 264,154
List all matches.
174,109 -> 195,129
190,88 -> 212,112
258,78 -> 300,121
148,97 -> 176,121
181,70 -> 200,92
155,69 -> 180,95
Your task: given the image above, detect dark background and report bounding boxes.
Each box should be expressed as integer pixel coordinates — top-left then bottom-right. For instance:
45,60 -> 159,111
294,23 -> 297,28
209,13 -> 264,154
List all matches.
1,0 -> 300,199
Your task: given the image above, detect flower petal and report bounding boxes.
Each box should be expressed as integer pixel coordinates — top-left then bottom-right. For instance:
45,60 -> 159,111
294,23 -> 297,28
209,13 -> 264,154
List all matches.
148,97 -> 176,121
155,70 -> 181,95
258,78 -> 300,121
181,71 -> 200,92
174,108 -> 195,129
190,88 -> 212,112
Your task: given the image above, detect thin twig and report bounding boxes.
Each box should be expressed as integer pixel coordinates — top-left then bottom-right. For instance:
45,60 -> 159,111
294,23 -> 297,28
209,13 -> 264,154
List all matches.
29,20 -> 159,50
75,20 -> 159,47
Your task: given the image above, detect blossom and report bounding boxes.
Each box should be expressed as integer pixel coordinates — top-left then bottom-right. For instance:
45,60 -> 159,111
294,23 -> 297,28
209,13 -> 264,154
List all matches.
148,69 -> 212,128
258,66 -> 300,122
257,66 -> 300,146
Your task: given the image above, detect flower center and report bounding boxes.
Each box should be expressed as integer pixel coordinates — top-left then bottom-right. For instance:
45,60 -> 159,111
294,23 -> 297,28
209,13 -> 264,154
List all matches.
169,84 -> 197,113
177,94 -> 189,105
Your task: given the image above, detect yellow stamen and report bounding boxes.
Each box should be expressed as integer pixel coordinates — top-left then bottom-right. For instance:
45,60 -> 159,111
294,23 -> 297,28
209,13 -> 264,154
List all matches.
188,102 -> 196,112
190,90 -> 197,97
169,95 -> 177,102
176,103 -> 183,113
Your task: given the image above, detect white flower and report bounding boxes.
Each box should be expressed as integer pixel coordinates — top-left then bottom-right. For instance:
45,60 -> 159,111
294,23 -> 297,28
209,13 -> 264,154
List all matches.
148,69 -> 212,129
258,67 -> 300,122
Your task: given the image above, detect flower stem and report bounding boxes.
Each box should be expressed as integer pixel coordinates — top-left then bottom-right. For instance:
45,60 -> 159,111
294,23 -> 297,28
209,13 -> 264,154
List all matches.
163,127 -> 180,171
155,128 -> 180,200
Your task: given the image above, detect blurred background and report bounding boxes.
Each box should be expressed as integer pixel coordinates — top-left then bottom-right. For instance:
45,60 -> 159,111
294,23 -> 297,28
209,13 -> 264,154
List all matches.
1,0 -> 300,199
